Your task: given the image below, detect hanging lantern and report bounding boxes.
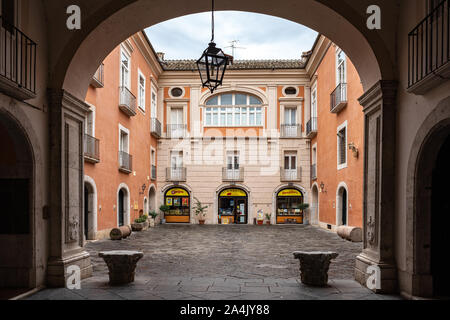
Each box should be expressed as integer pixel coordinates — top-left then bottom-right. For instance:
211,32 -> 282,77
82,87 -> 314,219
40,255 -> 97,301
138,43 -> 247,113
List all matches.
196,0 -> 229,93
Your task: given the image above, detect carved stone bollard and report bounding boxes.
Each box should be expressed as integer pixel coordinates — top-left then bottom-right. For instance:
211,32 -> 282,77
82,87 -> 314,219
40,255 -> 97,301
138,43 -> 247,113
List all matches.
99,251 -> 144,285
293,251 -> 339,287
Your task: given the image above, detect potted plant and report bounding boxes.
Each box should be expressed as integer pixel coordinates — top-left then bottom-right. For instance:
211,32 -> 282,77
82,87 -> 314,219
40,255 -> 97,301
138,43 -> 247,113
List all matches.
159,205 -> 170,224
256,210 -> 264,225
265,213 -> 272,225
148,210 -> 158,227
193,197 -> 208,225
131,214 -> 148,231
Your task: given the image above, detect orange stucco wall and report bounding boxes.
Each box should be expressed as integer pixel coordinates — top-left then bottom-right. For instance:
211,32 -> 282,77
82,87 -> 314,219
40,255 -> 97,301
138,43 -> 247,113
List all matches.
85,42 -> 159,232
311,45 -> 364,228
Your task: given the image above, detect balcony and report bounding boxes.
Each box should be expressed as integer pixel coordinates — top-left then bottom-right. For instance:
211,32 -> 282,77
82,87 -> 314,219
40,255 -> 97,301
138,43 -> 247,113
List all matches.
118,151 -> 133,173
222,167 -> 244,182
408,0 -> 450,94
311,164 -> 317,181
151,165 -> 157,181
167,124 -> 187,139
280,124 -> 302,138
306,117 -> 318,138
330,83 -> 347,113
84,134 -> 100,163
119,86 -> 137,116
90,63 -> 104,88
280,167 -> 302,182
151,118 -> 162,138
0,16 -> 36,100
166,167 -> 187,182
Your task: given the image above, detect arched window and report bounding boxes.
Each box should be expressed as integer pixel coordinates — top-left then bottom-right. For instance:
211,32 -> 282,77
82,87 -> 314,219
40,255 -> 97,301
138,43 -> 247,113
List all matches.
205,93 -> 263,127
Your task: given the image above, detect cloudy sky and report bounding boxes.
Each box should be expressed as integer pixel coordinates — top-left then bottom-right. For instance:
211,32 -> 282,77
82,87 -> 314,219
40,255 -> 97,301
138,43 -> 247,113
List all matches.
145,11 -> 318,60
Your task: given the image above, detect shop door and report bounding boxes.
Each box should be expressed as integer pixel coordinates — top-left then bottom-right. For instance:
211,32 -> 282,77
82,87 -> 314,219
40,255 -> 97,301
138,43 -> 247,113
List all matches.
235,198 -> 247,224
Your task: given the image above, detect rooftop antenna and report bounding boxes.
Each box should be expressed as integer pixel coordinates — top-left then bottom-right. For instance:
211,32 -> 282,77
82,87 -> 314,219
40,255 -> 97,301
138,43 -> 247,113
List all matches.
225,40 -> 246,59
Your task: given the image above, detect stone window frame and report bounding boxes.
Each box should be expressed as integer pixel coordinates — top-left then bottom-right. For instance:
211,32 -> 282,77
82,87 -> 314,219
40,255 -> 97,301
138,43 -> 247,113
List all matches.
337,120 -> 348,170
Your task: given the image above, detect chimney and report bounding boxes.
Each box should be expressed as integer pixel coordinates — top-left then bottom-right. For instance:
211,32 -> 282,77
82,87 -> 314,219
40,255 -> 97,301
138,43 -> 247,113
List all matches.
156,52 -> 165,61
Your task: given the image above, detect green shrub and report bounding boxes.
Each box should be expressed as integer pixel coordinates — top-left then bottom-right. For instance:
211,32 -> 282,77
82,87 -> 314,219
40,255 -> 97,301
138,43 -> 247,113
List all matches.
148,211 -> 158,219
134,215 -> 148,223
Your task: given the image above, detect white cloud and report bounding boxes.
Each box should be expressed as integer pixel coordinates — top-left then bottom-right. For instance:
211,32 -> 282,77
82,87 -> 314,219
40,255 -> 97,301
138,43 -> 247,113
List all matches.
145,11 -> 318,60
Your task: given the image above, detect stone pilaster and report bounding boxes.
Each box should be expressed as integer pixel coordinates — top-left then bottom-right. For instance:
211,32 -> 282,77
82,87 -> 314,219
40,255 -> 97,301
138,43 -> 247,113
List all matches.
355,80 -> 398,294
46,89 -> 93,287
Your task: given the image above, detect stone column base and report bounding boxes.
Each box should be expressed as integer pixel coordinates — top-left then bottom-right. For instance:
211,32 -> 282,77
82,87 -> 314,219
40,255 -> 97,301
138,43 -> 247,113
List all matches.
47,251 -> 92,288
355,253 -> 397,294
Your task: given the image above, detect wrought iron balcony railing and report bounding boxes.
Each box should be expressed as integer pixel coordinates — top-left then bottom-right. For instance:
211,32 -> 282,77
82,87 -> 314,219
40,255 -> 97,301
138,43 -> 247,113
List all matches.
119,86 -> 137,116
280,167 -> 302,182
151,165 -> 157,181
306,117 -> 318,138
151,118 -> 162,138
167,124 -> 187,139
84,134 -> 100,163
90,63 -> 104,88
311,164 -> 317,181
0,16 -> 36,100
222,167 -> 244,182
166,167 -> 187,182
330,83 -> 347,113
280,124 -> 302,138
118,151 -> 133,173
408,0 -> 450,92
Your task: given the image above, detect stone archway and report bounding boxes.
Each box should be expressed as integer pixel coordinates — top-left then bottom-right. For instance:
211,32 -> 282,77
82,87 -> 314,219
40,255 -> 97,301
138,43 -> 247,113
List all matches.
84,176 -> 98,240
405,96 -> 450,298
148,185 -> 157,212
0,110 -> 34,289
50,0 -> 393,100
43,0 -> 400,292
336,182 -> 349,227
117,183 -> 131,227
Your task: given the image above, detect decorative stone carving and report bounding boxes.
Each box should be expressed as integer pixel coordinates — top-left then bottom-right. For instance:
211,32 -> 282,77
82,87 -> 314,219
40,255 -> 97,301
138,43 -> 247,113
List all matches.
293,251 -> 339,286
68,215 -> 79,242
367,215 -> 376,246
99,251 -> 144,285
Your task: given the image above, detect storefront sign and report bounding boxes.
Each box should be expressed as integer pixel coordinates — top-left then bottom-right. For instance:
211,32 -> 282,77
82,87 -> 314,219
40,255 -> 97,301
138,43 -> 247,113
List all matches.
220,189 -> 247,197
166,188 -> 189,197
277,189 -> 303,197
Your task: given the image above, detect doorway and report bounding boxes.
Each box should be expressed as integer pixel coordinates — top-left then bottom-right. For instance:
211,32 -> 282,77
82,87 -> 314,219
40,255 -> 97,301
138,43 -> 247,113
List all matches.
431,134 -> 450,297
118,189 -> 125,227
218,188 -> 248,224
337,185 -> 348,226
0,112 -> 33,290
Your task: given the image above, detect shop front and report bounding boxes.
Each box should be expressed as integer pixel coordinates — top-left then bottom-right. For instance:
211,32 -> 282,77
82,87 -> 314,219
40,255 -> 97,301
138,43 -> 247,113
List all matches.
276,188 -> 304,224
218,188 -> 248,225
164,187 -> 190,223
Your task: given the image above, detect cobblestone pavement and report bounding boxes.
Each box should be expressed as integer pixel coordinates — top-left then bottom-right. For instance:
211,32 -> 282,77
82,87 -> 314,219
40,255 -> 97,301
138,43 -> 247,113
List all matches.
26,225 -> 402,300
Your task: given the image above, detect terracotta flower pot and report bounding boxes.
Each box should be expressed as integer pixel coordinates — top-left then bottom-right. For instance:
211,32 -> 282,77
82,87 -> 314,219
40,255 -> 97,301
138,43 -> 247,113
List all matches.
257,220 -> 264,225
199,220 -> 205,225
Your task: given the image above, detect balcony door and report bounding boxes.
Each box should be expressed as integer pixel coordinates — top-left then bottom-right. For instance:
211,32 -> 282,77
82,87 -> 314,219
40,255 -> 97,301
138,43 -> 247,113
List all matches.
170,107 -> 184,138
284,107 -> 298,137
170,151 -> 183,180
226,152 -> 240,180
284,153 -> 297,180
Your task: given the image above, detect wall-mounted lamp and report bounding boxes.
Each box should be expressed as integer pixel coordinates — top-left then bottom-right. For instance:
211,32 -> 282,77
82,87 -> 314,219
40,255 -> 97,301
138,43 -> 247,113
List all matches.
139,184 -> 147,195
320,182 -> 325,193
348,143 -> 359,158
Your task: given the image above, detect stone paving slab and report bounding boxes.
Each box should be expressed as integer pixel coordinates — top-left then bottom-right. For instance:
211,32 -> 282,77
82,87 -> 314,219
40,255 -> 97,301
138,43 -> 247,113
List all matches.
25,225 -> 402,300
